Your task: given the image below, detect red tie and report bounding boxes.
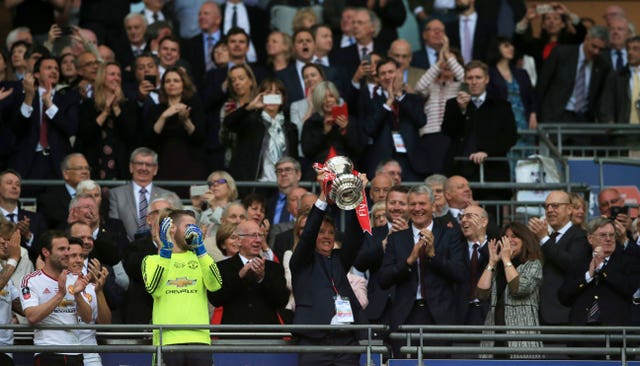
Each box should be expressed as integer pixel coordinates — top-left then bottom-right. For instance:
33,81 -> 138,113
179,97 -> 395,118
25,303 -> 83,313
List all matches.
39,111 -> 49,149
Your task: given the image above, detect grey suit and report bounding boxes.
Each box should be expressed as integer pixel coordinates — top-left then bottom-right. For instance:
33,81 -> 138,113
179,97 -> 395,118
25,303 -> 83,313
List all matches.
108,182 -> 173,240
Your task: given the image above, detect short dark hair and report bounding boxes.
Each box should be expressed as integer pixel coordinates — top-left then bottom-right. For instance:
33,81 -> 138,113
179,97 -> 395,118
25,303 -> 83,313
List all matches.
33,56 -> 59,76
292,28 -> 313,43
258,77 -> 287,111
68,236 -> 84,248
464,60 -> 488,76
241,193 -> 266,211
225,27 -> 250,44
39,230 -> 68,254
375,57 -> 399,75
0,169 -> 21,182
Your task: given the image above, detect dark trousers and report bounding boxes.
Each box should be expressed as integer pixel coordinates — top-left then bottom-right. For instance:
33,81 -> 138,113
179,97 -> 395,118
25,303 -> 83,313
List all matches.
34,353 -> 83,366
297,333 -> 360,366
0,353 -> 13,366
155,350 -> 212,366
391,300 -> 450,359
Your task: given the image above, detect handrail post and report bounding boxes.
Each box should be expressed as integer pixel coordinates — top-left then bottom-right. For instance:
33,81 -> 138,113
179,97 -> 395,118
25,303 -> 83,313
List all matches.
622,328 -> 627,366
605,332 -> 610,361
157,326 -> 162,366
479,163 -> 484,183
366,326 -> 372,366
417,328 -> 423,366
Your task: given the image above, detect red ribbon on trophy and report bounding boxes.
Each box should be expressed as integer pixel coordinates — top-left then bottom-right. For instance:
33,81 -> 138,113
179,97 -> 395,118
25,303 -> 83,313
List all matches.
313,162 -> 371,235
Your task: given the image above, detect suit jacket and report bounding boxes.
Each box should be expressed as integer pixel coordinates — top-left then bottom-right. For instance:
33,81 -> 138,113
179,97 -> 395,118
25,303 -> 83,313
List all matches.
599,66 -> 632,123
353,225 -> 392,321
108,182 -> 174,241
441,95 -> 517,183
411,48 -> 433,70
220,3 -> 269,64
122,234 -> 156,324
539,224 -> 592,324
445,15 -> 497,62
330,43 -> 387,84
208,254 -> 289,324
36,185 -> 73,230
456,240 -> 490,325
378,220 -> 467,330
9,87 -> 80,179
114,41 -> 151,75
184,32 -> 224,86
537,44 -> 611,122
14,207 -> 48,263
360,91 -> 426,178
559,245 -> 640,325
272,229 -> 294,263
289,204 -> 365,338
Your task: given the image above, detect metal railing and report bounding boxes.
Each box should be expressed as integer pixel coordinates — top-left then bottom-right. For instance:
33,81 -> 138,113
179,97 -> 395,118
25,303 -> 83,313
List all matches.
537,123 -> 640,157
4,324 -> 388,366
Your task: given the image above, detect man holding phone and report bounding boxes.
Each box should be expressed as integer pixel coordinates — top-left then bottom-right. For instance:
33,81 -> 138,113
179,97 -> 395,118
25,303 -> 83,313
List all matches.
598,188 -> 634,244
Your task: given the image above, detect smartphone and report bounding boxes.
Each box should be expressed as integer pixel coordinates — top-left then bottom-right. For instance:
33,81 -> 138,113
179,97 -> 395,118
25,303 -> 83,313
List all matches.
144,74 -> 157,86
362,52 -> 371,63
263,94 -> 282,105
610,206 -> 629,220
536,4 -> 553,14
331,103 -> 348,120
60,25 -> 73,36
460,82 -> 470,94
190,185 -> 209,197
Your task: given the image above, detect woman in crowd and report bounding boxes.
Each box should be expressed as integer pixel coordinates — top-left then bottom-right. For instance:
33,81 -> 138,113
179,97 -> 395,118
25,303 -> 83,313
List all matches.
219,64 -> 258,167
292,8 -> 317,33
213,222 -> 240,260
370,201 -> 387,228
0,51 -> 15,82
223,77 -> 298,184
59,52 -> 80,88
146,67 -> 206,192
76,62 -> 137,180
414,39 -> 464,175
487,37 -> 538,179
290,63 -> 325,146
199,170 -> 239,235
266,31 -> 292,74
477,222 -> 543,358
301,80 -> 364,164
569,192 -> 587,230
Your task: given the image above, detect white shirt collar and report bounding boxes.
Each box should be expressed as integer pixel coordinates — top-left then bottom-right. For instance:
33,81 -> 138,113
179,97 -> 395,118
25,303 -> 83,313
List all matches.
411,221 -> 434,240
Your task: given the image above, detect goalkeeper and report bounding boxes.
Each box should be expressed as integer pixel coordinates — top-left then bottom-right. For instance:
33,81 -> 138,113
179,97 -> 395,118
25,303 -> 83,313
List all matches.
143,210 -> 223,366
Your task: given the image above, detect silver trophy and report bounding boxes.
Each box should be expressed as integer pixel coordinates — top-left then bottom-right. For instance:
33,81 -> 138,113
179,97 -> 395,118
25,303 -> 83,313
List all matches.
324,156 -> 364,210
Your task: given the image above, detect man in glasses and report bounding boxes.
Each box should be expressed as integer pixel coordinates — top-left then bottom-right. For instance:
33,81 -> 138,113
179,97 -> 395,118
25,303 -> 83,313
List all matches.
208,219 -> 288,324
528,190 -> 591,326
266,157 -> 302,226
598,188 -> 633,241
109,147 -> 175,241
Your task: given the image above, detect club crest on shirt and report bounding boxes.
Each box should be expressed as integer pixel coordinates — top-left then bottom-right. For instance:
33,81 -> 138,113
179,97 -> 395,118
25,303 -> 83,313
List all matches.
68,285 -> 74,294
22,287 -> 30,300
84,292 -> 93,302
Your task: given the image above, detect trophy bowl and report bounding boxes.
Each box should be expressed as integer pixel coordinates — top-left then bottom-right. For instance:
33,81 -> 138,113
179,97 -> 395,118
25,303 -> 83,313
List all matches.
324,156 -> 364,210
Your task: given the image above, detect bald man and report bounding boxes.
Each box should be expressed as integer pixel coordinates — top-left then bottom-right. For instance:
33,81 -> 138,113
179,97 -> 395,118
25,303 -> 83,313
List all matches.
388,39 -> 426,90
369,174 -> 393,204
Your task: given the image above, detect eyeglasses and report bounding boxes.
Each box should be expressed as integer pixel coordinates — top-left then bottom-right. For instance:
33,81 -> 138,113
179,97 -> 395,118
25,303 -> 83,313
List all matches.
594,233 -> 616,240
208,178 -> 228,187
66,166 -> 91,171
131,161 -> 157,168
81,60 -> 101,67
543,202 -> 571,210
276,167 -> 296,175
237,233 -> 265,239
600,197 -> 621,207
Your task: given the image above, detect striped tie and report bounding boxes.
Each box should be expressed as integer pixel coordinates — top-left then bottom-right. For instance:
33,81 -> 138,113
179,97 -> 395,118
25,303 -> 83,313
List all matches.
138,187 -> 148,230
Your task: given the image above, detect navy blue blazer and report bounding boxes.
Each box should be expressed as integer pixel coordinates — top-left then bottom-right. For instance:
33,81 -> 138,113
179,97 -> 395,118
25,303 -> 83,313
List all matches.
219,3 -> 269,65
15,207 -> 48,263
289,204 -> 366,338
378,220 -> 467,330
359,91 -> 426,178
9,87 -> 80,179
559,244 -> 640,326
36,185 -> 73,230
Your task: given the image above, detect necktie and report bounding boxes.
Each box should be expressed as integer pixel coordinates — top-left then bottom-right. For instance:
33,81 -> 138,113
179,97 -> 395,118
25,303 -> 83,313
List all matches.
456,211 -> 463,223
462,17 -> 473,63
349,37 -> 355,45
418,233 -> 427,299
473,97 -> 482,109
138,187 -> 148,230
206,35 -> 215,71
314,58 -> 323,66
574,60 -> 587,113
276,195 -> 289,224
231,5 -> 238,28
133,47 -> 142,57
548,231 -> 559,243
361,47 -> 368,61
631,69 -> 640,124
152,12 -> 159,22
616,50 -> 624,71
6,213 -> 16,223
469,243 -> 479,299
40,105 -> 49,149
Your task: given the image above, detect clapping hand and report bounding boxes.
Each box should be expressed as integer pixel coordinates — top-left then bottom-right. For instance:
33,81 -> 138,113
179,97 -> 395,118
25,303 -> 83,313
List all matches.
499,235 -> 512,262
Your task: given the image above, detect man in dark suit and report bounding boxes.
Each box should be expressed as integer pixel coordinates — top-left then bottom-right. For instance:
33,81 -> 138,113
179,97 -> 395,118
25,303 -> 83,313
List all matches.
122,195 -> 175,324
116,13 -> 151,76
184,2 -> 223,86
9,56 -> 79,184
528,190 -> 592,325
537,25 -> 611,125
37,153 -> 91,230
444,0 -> 497,64
208,219 -> 289,324
141,0 -> 171,26
457,205 -> 491,325
604,16 -> 631,72
559,217 -> 639,327
109,147 -> 175,241
388,39 -> 426,89
600,35 -> 640,127
265,157 -> 302,226
359,58 -> 426,181
378,184 -> 467,357
220,0 -> 269,64
0,169 -> 47,263
442,60 -> 517,195
354,185 -> 409,333
411,18 -> 445,70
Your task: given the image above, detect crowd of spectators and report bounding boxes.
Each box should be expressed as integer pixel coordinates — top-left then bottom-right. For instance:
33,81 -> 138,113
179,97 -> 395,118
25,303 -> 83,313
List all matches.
0,0 -> 640,364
